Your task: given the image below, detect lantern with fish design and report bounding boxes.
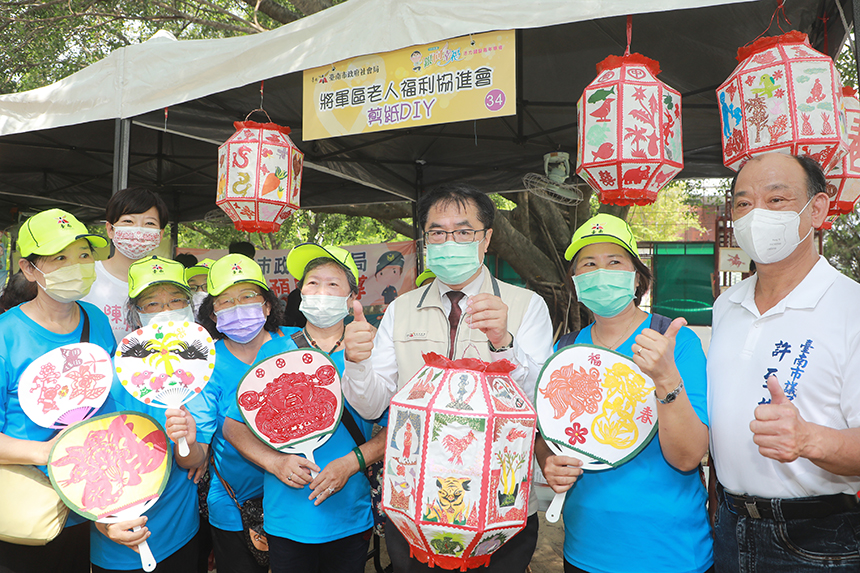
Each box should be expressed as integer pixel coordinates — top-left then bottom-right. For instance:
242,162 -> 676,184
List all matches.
575,53 -> 683,206
822,87 -> 860,223
217,120 -> 303,233
717,31 -> 849,173
383,353 -> 536,571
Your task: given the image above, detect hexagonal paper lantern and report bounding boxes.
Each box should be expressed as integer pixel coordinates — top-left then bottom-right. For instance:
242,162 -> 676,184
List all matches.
824,87 -> 860,218
576,53 -> 683,206
383,353 -> 536,571
717,31 -> 849,173
217,120 -> 303,233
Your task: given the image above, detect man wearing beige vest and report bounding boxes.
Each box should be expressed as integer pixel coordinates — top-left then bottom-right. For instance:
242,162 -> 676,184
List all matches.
343,183 -> 553,573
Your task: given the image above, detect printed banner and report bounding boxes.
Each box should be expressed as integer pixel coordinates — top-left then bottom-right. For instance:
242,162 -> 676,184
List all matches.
181,240 -> 417,325
302,30 -> 516,140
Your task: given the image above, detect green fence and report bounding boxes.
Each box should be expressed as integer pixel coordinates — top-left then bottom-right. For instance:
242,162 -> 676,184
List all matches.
649,242 -> 714,326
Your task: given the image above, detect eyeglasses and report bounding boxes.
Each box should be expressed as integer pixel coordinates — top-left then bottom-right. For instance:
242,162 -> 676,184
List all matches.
136,297 -> 189,314
188,283 -> 207,293
213,290 -> 263,311
424,228 -> 488,244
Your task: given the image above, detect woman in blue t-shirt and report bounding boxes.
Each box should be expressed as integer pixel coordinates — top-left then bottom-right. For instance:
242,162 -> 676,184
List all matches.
91,255 -> 206,572
535,214 -> 713,573
224,243 -> 387,573
192,253 -> 293,573
0,209 -> 115,573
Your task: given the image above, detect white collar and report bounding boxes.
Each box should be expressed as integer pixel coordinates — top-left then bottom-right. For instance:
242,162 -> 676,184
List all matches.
731,256 -> 836,317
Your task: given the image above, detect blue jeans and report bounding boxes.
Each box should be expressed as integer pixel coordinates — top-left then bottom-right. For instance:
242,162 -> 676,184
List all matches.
714,499 -> 860,572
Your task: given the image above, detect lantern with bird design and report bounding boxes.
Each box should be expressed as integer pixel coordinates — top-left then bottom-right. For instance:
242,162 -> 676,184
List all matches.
217,120 -> 303,232
822,87 -> 860,223
575,53 -> 683,206
382,353 -> 536,570
717,31 -> 849,173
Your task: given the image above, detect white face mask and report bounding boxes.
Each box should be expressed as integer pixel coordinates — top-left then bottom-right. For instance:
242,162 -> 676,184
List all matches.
112,226 -> 161,260
191,291 -> 208,316
733,198 -> 813,265
139,305 -> 194,328
299,294 -> 350,329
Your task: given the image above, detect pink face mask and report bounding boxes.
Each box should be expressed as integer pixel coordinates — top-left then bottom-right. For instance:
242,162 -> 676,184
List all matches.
112,226 -> 161,260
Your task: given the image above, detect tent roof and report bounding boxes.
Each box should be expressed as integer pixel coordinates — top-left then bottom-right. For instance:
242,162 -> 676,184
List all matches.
0,0 -> 851,226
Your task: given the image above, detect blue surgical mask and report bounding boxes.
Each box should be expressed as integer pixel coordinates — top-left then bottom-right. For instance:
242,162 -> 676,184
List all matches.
215,302 -> 266,344
573,269 -> 636,318
426,241 -> 482,286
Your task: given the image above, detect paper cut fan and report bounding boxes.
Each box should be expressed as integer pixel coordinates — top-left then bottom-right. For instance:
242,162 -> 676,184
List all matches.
535,344 -> 658,521
48,411 -> 172,572
236,349 -> 343,476
114,321 -> 216,456
18,343 -> 113,429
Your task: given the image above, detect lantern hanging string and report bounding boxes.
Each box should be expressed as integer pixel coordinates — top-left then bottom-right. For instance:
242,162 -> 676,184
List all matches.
748,0 -> 792,47
820,13 -> 829,56
163,107 -> 168,132
624,15 -> 632,57
260,80 -> 265,109
244,108 -> 274,123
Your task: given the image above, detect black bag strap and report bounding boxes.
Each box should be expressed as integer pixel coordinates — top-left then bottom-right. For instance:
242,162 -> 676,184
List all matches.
77,303 -> 90,343
290,330 -> 311,349
557,313 -> 673,350
340,406 -> 368,447
209,449 -> 243,512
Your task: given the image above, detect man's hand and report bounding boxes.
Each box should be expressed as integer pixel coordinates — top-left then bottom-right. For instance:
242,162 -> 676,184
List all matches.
465,293 -> 511,349
344,300 -> 375,363
750,375 -> 811,463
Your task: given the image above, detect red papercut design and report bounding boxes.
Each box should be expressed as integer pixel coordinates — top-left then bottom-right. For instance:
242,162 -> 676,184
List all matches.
636,406 -> 655,425
442,431 -> 477,465
767,115 -> 789,143
807,79 -> 826,104
407,374 -> 436,400
276,358 -> 285,368
752,52 -> 777,65
65,364 -> 108,406
61,348 -> 82,372
421,352 -> 515,374
302,353 -> 313,364
801,113 -> 814,136
598,170 -> 616,186
589,98 -> 614,122
50,415 -> 167,513
239,365 -> 337,443
821,113 -> 835,135
725,129 -> 745,158
565,422 -> 588,445
728,254 -> 743,267
539,365 -> 603,422
30,363 -> 61,414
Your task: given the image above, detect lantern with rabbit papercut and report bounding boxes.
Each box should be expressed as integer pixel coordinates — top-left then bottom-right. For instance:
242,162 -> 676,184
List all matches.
383,353 -> 536,571
576,53 -> 683,206
824,86 -> 860,219
717,31 -> 849,173
217,121 -> 303,233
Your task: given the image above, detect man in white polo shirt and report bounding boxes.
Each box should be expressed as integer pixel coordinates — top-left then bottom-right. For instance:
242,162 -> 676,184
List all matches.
708,152 -> 860,572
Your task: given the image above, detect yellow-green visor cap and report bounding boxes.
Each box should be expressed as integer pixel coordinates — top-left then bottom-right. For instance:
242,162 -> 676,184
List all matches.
416,269 -> 436,287
18,208 -> 108,258
128,256 -> 190,298
565,213 -> 639,261
207,254 -> 269,296
287,243 -> 359,282
185,258 -> 216,282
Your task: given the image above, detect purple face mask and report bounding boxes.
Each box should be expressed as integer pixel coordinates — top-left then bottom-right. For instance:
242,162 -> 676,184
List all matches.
215,302 -> 266,343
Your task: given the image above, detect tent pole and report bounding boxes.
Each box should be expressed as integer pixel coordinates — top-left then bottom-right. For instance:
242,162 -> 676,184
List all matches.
112,118 -> 130,194
413,161 -> 424,273
853,0 -> 860,83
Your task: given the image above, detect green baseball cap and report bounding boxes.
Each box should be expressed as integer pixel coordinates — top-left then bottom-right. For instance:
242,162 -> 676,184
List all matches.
376,250 -> 404,274
128,256 -> 190,298
18,208 -> 108,258
287,243 -> 360,282
185,258 -> 216,282
207,254 -> 269,296
565,213 -> 639,261
416,269 -> 436,287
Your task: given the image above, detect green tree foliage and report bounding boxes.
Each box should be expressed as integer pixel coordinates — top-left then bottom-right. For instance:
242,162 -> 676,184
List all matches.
824,210 -> 860,281
627,181 -> 706,241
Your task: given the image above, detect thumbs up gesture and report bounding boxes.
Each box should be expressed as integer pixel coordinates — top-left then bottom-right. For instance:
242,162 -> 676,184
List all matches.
750,375 -> 807,463
632,316 -> 686,391
344,300 -> 376,363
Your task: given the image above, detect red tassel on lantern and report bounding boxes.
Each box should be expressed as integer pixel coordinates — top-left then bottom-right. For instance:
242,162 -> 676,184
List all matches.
217,121 -> 303,233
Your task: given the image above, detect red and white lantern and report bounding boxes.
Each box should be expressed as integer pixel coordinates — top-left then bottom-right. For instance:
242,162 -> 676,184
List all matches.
383,354 -> 536,570
717,31 -> 849,172
576,53 -> 683,206
217,121 -> 303,233
824,87 -> 860,218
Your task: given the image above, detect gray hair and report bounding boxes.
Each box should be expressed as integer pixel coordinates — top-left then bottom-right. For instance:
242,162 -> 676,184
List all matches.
125,284 -> 192,329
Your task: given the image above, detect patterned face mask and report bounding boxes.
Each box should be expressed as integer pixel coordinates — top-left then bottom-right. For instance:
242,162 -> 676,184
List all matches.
112,226 -> 161,260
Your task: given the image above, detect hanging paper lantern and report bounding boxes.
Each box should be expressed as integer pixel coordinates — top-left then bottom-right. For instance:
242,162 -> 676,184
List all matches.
217,121 -> 303,233
576,53 -> 683,206
823,86 -> 860,220
382,353 -> 536,571
717,31 -> 849,173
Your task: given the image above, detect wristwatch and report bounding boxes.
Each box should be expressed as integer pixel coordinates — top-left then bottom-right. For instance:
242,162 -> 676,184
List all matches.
656,379 -> 684,404
488,333 -> 514,352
